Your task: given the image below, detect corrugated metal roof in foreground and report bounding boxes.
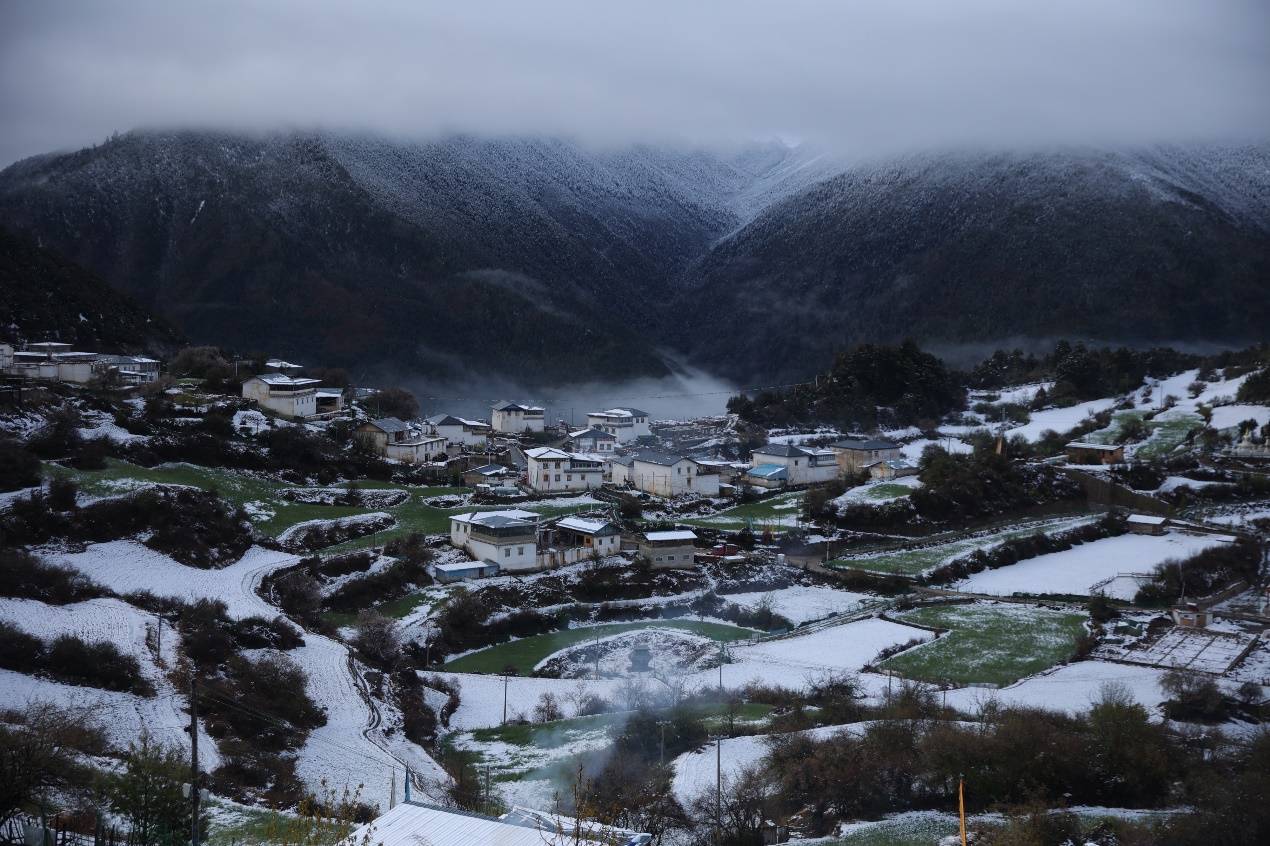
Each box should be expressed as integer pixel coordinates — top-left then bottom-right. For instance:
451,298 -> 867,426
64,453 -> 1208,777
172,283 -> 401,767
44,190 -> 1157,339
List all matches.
348,801 -> 549,846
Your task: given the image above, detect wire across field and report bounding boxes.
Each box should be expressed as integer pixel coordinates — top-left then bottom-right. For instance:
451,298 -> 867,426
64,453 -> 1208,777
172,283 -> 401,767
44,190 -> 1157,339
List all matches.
879,603 -> 1087,687
444,620 -> 756,675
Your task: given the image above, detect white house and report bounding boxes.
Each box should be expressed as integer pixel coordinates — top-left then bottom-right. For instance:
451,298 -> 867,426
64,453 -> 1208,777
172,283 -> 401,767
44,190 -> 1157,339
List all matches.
750,443 -> 840,486
611,449 -> 720,497
490,402 -> 546,434
637,529 -> 699,569
449,510 -> 539,572
525,447 -> 604,493
585,407 -> 652,443
829,438 -> 903,474
424,414 -> 492,448
354,418 -> 447,464
537,515 -> 623,568
99,355 -> 161,384
241,373 -> 320,419
565,427 -> 618,454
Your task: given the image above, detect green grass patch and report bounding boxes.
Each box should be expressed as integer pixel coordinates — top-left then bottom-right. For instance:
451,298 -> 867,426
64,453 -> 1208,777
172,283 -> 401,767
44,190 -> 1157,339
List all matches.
444,620 -> 756,675
863,483 -> 916,501
880,603 -> 1087,687
830,516 -> 1091,577
680,491 -> 806,532
827,813 -> 960,846
1135,412 -> 1203,460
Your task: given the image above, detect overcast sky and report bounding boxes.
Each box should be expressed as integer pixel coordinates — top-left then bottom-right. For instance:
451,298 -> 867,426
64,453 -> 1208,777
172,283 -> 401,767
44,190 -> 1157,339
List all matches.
1,0 -> 1267,166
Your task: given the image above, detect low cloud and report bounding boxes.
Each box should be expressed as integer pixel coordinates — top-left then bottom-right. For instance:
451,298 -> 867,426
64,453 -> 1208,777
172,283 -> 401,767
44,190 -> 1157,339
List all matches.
2,1 -> 1268,166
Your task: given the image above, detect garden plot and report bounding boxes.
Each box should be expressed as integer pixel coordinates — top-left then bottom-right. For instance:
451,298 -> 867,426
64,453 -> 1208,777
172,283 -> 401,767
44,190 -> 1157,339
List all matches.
538,628 -> 725,678
833,475 -> 923,507
720,585 -> 874,625
880,603 -> 1087,687
833,516 -> 1094,577
433,672 -> 627,732
713,618 -> 934,692
1117,627 -> 1257,675
943,660 -> 1171,716
685,491 -> 806,531
956,532 -> 1232,598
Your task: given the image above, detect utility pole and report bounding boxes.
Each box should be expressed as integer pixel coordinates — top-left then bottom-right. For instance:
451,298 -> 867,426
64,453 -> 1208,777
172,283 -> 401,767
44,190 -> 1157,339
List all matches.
715,735 -> 723,841
502,674 -> 509,725
188,678 -> 200,846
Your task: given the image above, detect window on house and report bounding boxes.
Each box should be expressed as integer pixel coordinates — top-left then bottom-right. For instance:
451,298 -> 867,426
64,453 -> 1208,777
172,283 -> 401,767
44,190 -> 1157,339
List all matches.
566,474 -> 573,481
555,474 -> 561,481
517,546 -> 523,555
503,548 -> 510,557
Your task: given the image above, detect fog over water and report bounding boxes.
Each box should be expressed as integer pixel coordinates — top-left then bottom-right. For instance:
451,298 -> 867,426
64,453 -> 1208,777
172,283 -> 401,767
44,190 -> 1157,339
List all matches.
403,366 -> 745,424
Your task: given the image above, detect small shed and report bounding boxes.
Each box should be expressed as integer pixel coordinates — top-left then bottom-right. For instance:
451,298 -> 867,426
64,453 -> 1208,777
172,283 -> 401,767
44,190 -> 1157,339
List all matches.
866,458 -> 917,481
1126,513 -> 1169,536
463,463 -> 513,486
1171,602 -> 1212,629
431,560 -> 500,584
1066,441 -> 1125,464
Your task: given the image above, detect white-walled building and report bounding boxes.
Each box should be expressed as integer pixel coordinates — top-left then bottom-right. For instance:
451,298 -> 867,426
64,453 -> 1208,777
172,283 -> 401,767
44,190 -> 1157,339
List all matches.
241,373 -> 320,419
537,516 -> 623,568
449,510 -> 540,572
830,438 -> 902,474
565,427 -> 618,454
750,443 -> 840,486
353,418 -> 447,464
490,402 -> 546,434
637,529 -> 699,569
610,450 -> 720,497
585,407 -> 652,443
424,414 -> 492,448
525,447 -> 604,492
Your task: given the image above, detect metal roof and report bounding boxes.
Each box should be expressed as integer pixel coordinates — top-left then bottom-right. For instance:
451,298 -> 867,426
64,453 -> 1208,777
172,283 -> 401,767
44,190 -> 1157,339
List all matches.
555,516 -> 618,535
569,427 -> 617,440
251,373 -> 320,387
343,800 -> 641,846
747,463 -> 788,479
367,417 -> 410,433
450,509 -> 539,528
629,449 -> 694,467
1066,441 -> 1122,450
752,442 -> 809,458
642,530 -> 698,542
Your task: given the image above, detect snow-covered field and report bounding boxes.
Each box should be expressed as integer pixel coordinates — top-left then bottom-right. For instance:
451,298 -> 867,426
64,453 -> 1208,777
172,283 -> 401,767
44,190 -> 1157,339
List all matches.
833,474 -> 923,507
1208,403 -> 1270,431
45,541 -> 295,618
1005,397 -> 1120,442
957,532 -> 1232,597
944,660 -> 1170,716
720,585 -> 874,625
671,723 -> 863,804
900,438 -> 971,461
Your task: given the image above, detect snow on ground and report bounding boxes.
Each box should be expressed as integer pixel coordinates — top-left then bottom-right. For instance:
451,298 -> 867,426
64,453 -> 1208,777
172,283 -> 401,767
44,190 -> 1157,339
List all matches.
76,409 -> 148,444
713,618 -> 934,691
971,382 -> 1054,407
944,660 -> 1170,716
765,430 -> 843,445
833,475 -> 923,508
44,541 -> 295,618
900,438 -> 971,461
275,511 -> 394,547
436,673 -> 625,732
1139,369 -> 1249,415
720,586 -> 874,625
1157,476 -> 1223,493
1005,397 -> 1120,442
1204,504 -> 1270,526
286,633 -> 447,807
671,723 -> 863,804
1208,404 -> 1270,431
957,532 -> 1232,598
0,596 -> 219,766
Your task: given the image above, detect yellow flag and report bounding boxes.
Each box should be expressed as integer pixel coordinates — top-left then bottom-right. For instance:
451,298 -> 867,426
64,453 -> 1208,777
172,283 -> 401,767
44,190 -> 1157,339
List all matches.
959,777 -> 968,846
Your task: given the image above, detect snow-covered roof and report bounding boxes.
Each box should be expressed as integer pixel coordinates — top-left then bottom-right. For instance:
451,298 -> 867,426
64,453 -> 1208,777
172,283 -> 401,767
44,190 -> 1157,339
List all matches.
434,561 -> 498,573
588,406 -> 650,420
1066,441 -> 1122,451
753,442 -> 811,458
467,463 -> 509,475
747,464 -> 788,479
866,458 -> 915,470
569,427 -> 617,440
630,449 -> 694,467
493,402 -> 545,413
643,530 -> 698,542
450,509 -> 539,528
1127,514 -> 1168,526
265,358 -> 303,369
554,516 -> 618,535
251,373 -> 320,387
526,447 -> 573,460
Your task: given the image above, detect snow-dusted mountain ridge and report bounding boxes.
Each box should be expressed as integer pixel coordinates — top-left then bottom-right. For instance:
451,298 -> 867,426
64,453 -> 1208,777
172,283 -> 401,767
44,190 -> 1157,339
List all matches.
0,132 -> 1266,382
